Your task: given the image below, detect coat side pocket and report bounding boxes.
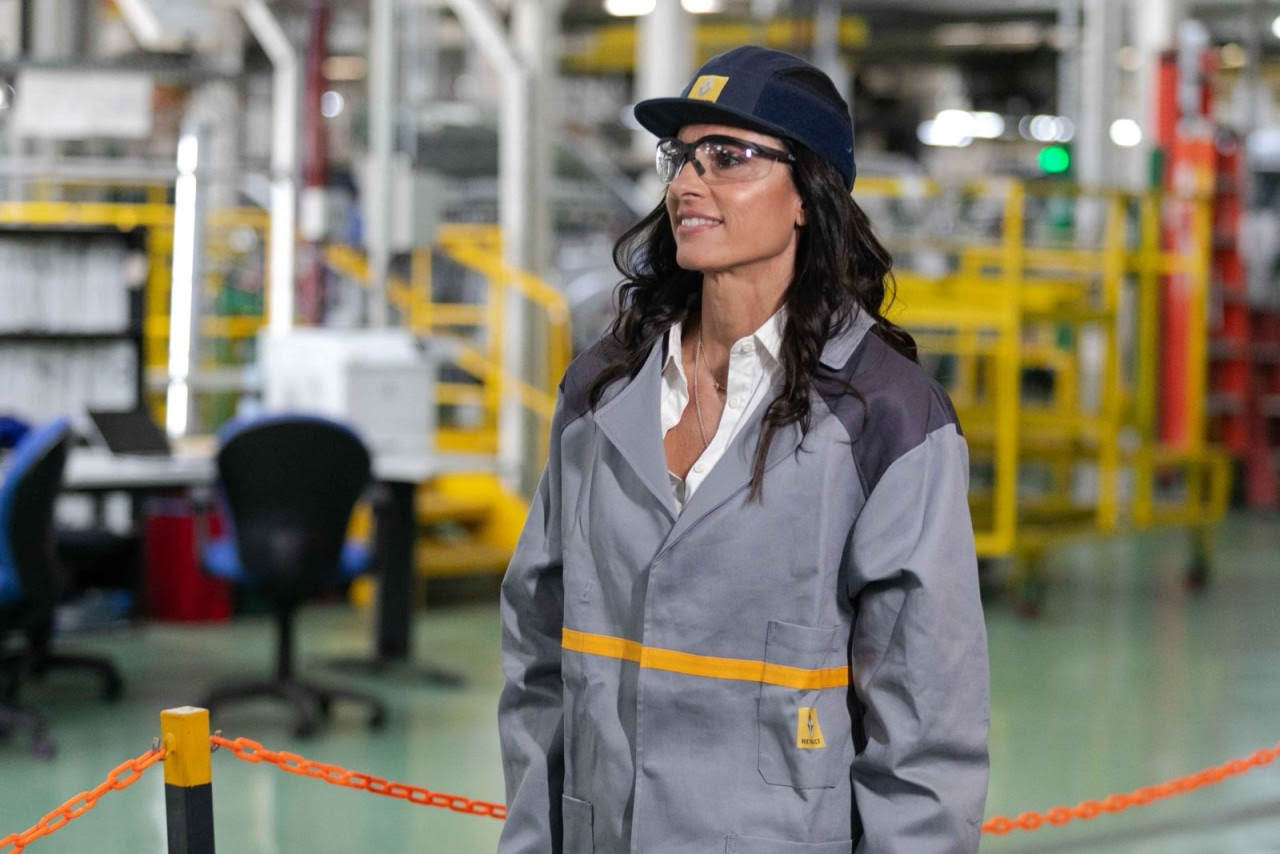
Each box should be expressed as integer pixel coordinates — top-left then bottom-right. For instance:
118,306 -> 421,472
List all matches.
562,794 -> 594,854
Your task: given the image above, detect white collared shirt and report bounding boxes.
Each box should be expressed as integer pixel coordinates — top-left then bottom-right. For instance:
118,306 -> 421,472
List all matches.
661,310 -> 786,512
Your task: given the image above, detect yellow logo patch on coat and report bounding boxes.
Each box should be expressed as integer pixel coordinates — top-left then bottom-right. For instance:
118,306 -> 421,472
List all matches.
688,75 -> 729,103
796,707 -> 826,749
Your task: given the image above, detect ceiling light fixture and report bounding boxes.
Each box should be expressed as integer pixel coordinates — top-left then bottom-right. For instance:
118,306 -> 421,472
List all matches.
605,0 -> 656,16
320,90 -> 344,119
1110,118 -> 1142,148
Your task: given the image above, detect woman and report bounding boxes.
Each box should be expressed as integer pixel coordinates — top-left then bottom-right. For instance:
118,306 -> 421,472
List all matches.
499,46 -> 988,853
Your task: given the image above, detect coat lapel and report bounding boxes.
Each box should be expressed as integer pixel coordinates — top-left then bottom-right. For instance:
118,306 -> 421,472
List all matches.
660,308 -> 876,550
661,377 -> 803,549
593,337 -> 678,519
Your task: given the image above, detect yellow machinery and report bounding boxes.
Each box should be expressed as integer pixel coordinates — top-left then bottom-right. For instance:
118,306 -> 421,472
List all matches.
323,226 -> 569,578
855,176 -> 1229,612
3,174 -> 1230,613
0,197 -> 566,587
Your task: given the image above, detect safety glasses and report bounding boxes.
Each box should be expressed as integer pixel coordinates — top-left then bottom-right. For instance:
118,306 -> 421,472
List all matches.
655,134 -> 796,185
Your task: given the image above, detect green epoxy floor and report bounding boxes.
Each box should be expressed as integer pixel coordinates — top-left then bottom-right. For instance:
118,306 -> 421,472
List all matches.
3,513 -> 1280,852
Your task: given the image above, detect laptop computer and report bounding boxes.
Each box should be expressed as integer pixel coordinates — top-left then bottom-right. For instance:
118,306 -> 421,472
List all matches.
87,408 -> 172,457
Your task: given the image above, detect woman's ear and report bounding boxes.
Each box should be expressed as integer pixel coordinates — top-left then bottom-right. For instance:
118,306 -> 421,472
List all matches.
796,201 -> 807,228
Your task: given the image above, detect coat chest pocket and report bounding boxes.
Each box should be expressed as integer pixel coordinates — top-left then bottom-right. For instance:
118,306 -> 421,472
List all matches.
757,620 -> 847,789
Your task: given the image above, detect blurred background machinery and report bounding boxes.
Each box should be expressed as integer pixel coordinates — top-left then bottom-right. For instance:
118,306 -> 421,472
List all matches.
1,0 -> 1279,613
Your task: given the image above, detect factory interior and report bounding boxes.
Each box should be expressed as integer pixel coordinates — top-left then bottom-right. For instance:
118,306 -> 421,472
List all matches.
2,0 -> 1280,851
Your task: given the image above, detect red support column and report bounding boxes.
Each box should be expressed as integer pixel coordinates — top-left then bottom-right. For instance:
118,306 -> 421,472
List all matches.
298,0 -> 331,325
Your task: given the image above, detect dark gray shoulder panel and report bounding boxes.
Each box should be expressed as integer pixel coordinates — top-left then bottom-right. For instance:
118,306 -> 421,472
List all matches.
560,334 -> 630,425
815,332 -> 961,497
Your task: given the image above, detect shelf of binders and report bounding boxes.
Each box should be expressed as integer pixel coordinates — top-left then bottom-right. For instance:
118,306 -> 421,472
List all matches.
0,228 -> 146,422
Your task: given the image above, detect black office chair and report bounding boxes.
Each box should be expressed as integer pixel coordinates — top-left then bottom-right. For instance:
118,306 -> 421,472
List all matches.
200,414 -> 387,737
0,417 -> 123,758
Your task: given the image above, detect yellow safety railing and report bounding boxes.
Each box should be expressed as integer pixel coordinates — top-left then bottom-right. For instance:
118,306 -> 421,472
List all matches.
322,225 -> 571,463
0,198 -> 569,463
3,180 -> 1229,596
856,176 -> 1230,593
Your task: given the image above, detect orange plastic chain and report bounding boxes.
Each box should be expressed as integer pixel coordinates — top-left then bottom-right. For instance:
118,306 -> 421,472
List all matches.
209,734 -> 507,820
982,740 -> 1279,834
0,746 -> 165,854
4,735 -> 1273,850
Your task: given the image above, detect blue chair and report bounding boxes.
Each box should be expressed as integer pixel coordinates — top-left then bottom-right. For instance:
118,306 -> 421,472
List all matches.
1,418 -> 122,757
200,414 -> 387,737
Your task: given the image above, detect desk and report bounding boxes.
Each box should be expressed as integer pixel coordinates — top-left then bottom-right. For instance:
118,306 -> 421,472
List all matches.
63,446 -> 494,681
359,451 -> 496,685
64,449 -> 214,492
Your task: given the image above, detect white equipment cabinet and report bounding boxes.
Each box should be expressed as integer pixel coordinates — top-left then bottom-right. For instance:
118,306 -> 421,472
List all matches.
259,328 -> 435,456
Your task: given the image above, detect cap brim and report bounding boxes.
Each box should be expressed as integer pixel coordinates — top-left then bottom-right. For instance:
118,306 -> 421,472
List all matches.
633,97 -> 792,143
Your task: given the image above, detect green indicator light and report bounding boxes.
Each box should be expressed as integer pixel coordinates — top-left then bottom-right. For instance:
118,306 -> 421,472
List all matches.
1039,145 -> 1071,174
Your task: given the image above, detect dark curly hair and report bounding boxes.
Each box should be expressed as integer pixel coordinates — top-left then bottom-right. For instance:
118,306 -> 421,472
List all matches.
586,141 -> 917,499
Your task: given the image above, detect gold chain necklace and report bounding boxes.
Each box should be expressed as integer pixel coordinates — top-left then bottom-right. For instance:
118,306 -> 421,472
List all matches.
693,332 -> 724,448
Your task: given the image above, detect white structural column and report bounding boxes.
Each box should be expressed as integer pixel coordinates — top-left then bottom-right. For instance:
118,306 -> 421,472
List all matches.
1076,0 -> 1123,188
30,0 -> 80,58
1131,0 -> 1186,188
509,0 -> 561,490
241,0 -> 299,335
633,0 -> 694,170
166,125 -> 209,437
449,0 -> 531,272
813,0 -> 849,105
1056,0 -> 1082,128
448,0 -> 534,487
367,0 -> 395,327
513,0 -> 560,278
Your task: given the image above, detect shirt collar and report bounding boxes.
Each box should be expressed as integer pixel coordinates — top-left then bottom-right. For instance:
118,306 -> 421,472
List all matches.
663,319 -> 687,383
752,307 -> 786,367
664,306 -> 788,372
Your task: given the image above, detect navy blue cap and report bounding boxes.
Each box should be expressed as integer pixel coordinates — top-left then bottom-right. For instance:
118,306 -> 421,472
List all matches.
634,45 -> 855,190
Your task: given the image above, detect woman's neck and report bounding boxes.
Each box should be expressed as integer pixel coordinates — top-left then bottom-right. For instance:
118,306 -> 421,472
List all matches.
697,269 -> 788,350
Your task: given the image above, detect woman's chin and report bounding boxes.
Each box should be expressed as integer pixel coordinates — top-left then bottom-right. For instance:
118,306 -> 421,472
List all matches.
675,250 -> 721,274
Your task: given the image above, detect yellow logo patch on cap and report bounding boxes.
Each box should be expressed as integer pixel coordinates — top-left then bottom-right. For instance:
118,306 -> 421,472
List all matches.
688,75 -> 729,103
796,707 -> 826,750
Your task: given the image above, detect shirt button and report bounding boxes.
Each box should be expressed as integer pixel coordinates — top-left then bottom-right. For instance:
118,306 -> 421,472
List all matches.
741,342 -> 755,353
693,462 -> 707,474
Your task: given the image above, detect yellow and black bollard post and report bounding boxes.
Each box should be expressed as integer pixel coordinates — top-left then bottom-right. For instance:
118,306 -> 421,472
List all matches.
161,706 -> 216,854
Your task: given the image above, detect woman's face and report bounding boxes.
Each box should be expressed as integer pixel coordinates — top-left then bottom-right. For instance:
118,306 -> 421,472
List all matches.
664,123 -> 806,280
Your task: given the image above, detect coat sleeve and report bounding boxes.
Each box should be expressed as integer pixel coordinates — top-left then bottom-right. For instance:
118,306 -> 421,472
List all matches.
846,423 -> 990,853
497,393 -> 568,853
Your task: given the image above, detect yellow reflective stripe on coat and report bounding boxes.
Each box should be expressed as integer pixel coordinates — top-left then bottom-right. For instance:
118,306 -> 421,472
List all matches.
561,628 -> 848,691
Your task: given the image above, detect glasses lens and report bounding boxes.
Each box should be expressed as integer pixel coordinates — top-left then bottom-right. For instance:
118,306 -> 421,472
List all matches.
656,137 -> 782,184
698,140 -> 770,183
656,140 -> 684,183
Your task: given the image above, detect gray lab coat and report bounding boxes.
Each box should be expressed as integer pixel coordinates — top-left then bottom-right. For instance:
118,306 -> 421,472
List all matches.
498,309 -> 989,853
